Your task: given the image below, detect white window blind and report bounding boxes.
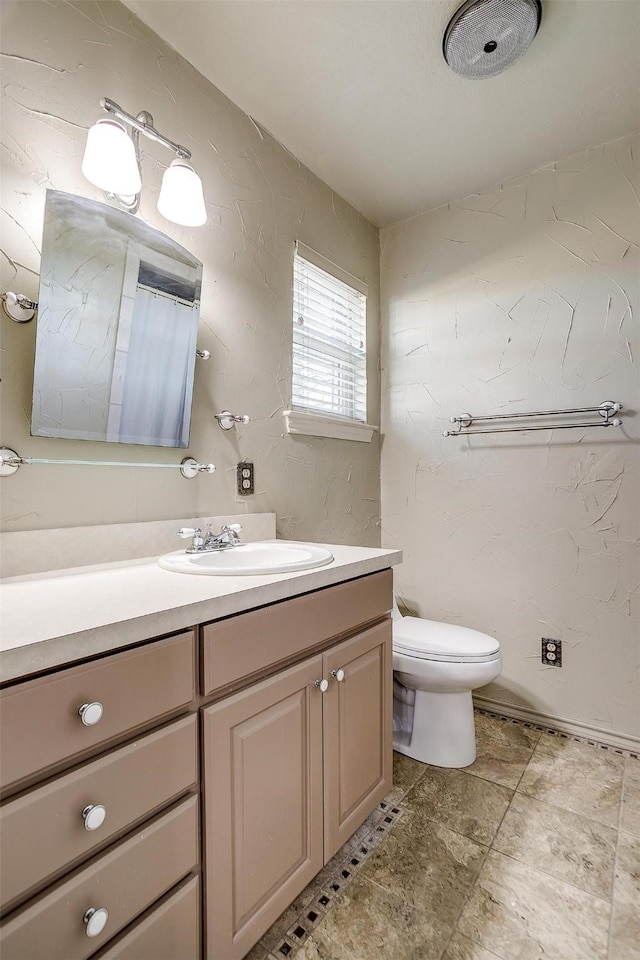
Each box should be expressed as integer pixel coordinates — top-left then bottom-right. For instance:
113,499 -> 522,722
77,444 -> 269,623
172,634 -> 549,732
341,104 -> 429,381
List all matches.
292,246 -> 367,423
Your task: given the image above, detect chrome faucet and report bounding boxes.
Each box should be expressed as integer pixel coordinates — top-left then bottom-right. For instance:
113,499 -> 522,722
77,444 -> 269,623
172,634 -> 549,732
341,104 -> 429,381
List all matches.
207,523 -> 242,549
178,523 -> 242,554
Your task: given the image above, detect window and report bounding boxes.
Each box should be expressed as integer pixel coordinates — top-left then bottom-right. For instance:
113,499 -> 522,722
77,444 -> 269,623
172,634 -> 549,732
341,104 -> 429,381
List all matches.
290,243 -> 371,439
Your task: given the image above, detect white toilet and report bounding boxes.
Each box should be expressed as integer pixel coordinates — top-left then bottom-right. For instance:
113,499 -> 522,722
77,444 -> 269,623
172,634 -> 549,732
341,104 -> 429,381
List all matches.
392,600 -> 502,768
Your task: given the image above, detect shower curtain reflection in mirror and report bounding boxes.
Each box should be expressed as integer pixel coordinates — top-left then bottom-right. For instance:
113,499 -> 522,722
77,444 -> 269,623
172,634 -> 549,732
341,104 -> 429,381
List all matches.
116,287 -> 197,446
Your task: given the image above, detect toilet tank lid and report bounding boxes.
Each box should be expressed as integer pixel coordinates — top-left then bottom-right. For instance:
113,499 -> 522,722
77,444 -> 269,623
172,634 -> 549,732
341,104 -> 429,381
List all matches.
393,617 -> 500,659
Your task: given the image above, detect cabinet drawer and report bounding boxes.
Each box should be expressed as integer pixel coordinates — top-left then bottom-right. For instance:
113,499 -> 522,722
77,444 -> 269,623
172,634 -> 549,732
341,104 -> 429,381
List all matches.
0,795 -> 198,960
92,875 -> 199,960
202,569 -> 392,695
0,714 -> 198,911
0,632 -> 195,793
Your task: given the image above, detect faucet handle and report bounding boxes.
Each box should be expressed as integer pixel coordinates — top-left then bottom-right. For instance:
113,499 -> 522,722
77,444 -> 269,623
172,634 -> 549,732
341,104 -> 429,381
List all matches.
178,527 -> 204,551
221,523 -> 242,543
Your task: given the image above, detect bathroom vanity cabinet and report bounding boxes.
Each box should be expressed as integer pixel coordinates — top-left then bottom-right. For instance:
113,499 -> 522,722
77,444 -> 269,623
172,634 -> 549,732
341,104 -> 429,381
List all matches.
0,568 -> 393,960
0,633 -> 200,960
204,621 -> 391,959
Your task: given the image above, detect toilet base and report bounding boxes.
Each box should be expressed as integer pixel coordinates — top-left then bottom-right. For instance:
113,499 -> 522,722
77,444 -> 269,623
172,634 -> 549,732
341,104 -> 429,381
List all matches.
393,689 -> 476,768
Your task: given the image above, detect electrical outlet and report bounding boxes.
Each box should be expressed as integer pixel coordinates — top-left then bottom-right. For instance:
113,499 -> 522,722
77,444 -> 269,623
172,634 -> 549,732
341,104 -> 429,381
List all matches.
541,638 -> 562,666
237,461 -> 254,496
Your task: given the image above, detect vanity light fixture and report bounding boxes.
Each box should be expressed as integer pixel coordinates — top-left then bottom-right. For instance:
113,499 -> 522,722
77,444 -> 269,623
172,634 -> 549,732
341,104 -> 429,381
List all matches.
81,117 -> 141,198
82,98 -> 207,227
157,159 -> 207,227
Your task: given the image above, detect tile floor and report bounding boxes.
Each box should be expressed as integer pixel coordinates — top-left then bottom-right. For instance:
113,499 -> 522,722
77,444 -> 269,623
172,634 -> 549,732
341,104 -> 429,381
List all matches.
248,711 -> 640,960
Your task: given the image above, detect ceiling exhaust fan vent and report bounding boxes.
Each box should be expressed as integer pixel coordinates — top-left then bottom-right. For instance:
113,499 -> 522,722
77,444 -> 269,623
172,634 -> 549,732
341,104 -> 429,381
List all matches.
443,0 -> 542,80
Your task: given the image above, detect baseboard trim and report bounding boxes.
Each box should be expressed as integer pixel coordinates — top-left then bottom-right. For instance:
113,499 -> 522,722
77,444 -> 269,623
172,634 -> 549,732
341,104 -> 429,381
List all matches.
473,696 -> 640,754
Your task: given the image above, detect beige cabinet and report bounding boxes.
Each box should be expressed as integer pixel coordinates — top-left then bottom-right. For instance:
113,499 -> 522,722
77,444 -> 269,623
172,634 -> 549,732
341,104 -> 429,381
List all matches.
323,622 -> 392,860
1,797 -> 198,960
0,633 -> 199,960
203,620 -> 392,960
93,876 -> 201,960
1,569 -> 393,960
203,657 -> 325,960
0,715 -> 198,912
0,632 -> 196,795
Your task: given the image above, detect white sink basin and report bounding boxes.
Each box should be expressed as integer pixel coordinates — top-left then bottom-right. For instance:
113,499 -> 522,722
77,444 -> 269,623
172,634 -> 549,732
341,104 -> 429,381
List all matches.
158,541 -> 334,576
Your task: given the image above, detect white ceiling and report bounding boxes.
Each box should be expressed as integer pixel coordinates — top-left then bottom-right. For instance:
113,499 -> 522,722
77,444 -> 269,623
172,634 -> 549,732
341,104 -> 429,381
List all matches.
124,0 -> 640,226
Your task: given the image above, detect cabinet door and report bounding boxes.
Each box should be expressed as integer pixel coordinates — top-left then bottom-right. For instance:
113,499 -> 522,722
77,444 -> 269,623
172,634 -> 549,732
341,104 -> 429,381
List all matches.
323,620 -> 392,861
203,656 -> 324,960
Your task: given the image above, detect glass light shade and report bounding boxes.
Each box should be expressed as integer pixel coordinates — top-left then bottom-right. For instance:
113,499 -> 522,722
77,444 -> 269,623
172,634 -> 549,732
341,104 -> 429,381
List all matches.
81,118 -> 141,196
157,160 -> 207,227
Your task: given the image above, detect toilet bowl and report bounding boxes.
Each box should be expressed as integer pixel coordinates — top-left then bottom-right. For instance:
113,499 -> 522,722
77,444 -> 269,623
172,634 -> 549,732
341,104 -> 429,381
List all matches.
392,601 -> 501,768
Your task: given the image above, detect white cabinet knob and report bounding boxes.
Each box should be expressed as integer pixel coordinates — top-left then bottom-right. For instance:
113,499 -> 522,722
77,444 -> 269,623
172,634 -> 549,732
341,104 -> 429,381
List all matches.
82,804 -> 107,831
332,668 -> 345,682
78,702 -> 103,726
314,679 -> 329,693
84,907 -> 108,938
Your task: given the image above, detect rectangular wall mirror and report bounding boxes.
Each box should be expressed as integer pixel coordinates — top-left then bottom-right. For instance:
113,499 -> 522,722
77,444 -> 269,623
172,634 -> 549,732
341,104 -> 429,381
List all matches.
31,190 -> 203,448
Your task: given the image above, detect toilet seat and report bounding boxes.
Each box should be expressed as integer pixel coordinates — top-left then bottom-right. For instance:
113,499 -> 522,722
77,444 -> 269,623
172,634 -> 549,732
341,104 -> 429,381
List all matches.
393,616 -> 500,663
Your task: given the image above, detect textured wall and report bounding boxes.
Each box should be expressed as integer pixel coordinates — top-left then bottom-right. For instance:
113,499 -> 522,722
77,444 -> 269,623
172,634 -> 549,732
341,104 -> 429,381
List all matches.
381,134 -> 640,742
0,0 -> 380,544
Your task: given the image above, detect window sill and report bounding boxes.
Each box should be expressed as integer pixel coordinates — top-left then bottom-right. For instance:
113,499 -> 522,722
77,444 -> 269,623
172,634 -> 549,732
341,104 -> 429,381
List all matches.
283,410 -> 378,443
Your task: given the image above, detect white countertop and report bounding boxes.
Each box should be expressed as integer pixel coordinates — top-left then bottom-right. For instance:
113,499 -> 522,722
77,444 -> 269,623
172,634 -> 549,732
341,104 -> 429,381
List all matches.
0,542 -> 402,683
